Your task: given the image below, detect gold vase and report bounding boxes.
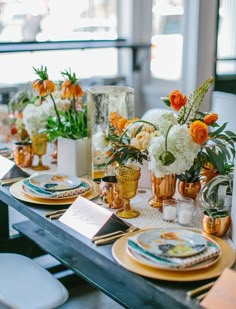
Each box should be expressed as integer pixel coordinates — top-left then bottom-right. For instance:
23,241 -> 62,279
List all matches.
115,164 -> 141,219
149,173 -> 176,209
202,213 -> 231,237
13,141 -> 33,168
178,180 -> 201,200
31,134 -> 49,171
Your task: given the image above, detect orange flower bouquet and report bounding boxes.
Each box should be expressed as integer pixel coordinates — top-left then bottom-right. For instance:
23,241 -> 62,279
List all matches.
31,66 -> 87,141
154,76 -> 236,181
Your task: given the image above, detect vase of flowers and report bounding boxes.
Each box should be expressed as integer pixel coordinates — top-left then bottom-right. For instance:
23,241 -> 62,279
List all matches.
22,102 -> 49,170
87,86 -> 135,179
30,66 -> 88,176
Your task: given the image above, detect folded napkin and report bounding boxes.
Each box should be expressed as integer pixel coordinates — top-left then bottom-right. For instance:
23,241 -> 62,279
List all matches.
127,234 -> 221,269
23,178 -> 90,198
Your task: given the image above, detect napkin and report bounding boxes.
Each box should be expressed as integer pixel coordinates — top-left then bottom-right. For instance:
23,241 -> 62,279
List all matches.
23,178 -> 90,198
127,234 -> 221,269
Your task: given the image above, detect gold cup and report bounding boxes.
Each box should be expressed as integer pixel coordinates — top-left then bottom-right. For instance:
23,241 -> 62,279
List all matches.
115,164 -> 141,219
100,176 -> 123,209
31,133 -> 49,171
13,141 -> 33,168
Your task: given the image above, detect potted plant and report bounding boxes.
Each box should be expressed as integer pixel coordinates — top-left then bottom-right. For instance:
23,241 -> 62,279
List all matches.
31,66 -> 88,176
199,173 -> 233,237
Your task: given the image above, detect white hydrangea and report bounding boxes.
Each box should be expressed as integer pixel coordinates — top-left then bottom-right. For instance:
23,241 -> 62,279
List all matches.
142,109 -> 178,135
148,124 -> 200,178
22,104 -> 48,136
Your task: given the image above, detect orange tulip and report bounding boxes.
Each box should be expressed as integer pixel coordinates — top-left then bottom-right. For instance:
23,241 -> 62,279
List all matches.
204,113 -> 218,125
190,120 -> 208,144
169,90 -> 187,111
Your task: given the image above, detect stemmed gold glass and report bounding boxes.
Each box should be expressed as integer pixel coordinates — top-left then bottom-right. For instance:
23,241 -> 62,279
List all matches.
115,164 -> 141,219
31,133 -> 49,171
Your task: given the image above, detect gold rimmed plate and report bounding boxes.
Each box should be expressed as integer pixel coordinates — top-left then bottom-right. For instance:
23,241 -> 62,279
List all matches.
126,237 -> 221,272
10,179 -> 99,206
112,230 -> 236,282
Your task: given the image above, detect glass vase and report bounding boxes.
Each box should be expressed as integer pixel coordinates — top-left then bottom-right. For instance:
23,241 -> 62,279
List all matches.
87,86 -> 135,180
149,173 -> 176,209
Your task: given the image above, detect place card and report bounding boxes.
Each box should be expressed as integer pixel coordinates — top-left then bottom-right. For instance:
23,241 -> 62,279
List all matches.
0,155 -> 29,180
200,268 -> 236,309
59,196 -> 129,239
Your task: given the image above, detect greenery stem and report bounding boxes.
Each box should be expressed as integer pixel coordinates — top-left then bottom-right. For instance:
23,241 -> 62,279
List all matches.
49,94 -> 62,125
120,119 -> 158,140
165,125 -> 172,151
72,97 -> 78,122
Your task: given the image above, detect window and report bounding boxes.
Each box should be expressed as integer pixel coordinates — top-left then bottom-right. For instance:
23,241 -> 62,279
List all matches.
151,0 -> 184,80
216,0 -> 236,76
0,0 -> 118,84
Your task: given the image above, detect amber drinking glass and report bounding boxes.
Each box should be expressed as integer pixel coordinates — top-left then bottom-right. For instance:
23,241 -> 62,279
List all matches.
115,164 -> 141,219
31,134 -> 49,171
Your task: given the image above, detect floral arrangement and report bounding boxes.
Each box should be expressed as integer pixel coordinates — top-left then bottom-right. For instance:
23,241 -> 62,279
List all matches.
106,112 -> 157,166
105,76 -> 236,183
31,66 -> 87,141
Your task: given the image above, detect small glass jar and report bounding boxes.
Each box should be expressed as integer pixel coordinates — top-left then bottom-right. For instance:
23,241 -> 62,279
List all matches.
162,199 -> 177,222
177,197 -> 194,226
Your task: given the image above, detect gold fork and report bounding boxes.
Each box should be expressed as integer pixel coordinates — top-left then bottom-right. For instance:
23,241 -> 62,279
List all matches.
94,225 -> 138,245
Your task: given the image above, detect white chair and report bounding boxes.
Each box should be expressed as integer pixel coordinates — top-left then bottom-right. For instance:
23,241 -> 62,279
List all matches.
211,91 -> 236,132
0,253 -> 69,309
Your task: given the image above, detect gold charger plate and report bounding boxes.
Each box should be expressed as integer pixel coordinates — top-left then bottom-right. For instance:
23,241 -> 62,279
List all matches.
112,230 -> 236,281
10,178 -> 99,206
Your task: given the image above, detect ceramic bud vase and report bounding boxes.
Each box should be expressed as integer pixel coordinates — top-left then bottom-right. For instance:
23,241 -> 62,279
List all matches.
149,173 -> 176,209
57,137 -> 89,177
178,180 -> 201,200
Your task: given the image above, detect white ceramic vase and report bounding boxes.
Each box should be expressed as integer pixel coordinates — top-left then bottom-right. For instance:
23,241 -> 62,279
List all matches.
57,137 -> 89,177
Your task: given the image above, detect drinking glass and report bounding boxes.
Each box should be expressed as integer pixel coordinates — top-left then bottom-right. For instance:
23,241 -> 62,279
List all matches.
115,164 -> 141,219
31,134 -> 49,171
177,197 -> 194,226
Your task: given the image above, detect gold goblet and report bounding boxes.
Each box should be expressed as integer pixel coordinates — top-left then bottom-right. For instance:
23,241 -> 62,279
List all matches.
115,164 -> 141,219
31,134 -> 49,171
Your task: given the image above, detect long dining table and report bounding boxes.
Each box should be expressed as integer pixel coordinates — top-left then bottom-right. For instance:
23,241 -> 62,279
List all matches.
0,168 -> 235,309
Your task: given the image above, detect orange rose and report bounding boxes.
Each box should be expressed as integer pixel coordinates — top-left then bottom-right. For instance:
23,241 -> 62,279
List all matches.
190,120 -> 208,144
204,113 -> 218,125
169,90 -> 187,111
117,117 -> 128,132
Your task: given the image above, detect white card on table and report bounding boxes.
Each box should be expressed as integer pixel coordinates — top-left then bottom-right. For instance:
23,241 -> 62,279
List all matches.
59,196 -> 128,239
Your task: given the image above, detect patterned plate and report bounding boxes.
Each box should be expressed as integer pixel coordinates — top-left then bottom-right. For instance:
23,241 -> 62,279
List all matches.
136,228 -> 207,258
29,173 -> 81,191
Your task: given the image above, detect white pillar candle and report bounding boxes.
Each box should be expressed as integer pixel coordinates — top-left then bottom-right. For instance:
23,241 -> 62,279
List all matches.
178,209 -> 193,225
163,205 -> 177,222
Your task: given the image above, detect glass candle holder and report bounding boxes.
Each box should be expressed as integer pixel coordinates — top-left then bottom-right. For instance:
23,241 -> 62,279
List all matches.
162,199 -> 177,222
177,197 -> 194,226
